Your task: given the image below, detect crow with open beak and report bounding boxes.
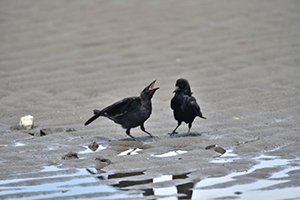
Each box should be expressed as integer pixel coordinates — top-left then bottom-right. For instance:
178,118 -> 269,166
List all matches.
85,80 -> 159,140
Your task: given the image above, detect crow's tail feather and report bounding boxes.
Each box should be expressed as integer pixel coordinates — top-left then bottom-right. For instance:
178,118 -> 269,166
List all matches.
199,112 -> 206,119
93,109 -> 101,115
84,109 -> 102,126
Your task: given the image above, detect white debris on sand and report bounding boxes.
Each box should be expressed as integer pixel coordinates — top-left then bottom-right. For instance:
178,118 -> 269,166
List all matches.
19,115 -> 34,130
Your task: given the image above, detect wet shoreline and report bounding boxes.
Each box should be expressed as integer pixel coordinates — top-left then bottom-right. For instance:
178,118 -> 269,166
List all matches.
0,129 -> 299,199
1,0 -> 300,199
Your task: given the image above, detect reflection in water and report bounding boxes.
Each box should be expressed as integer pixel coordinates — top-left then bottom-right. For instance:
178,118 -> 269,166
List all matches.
143,174 -> 194,199
95,154 -> 300,199
98,169 -> 151,188
118,148 -> 142,156
0,167 -> 139,200
192,155 -> 300,199
108,171 -> 144,179
114,179 -> 153,188
99,171 -> 194,199
177,182 -> 194,199
2,153 -> 298,199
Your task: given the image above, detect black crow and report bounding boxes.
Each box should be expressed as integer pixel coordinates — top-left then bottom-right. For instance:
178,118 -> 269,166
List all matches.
84,80 -> 159,140
170,78 -> 206,135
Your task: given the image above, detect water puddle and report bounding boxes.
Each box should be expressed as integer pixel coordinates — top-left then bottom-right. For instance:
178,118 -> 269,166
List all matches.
1,154 -> 299,199
269,166 -> 300,179
275,117 -> 292,123
101,171 -> 193,199
41,165 -> 64,172
0,167 -> 141,200
192,155 -> 300,199
153,150 -> 187,158
118,148 -> 142,156
14,142 -> 26,147
145,174 -> 193,199
78,145 -> 106,154
211,149 -> 239,163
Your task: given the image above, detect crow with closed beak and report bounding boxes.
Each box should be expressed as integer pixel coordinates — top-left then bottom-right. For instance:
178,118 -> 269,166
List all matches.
84,80 -> 159,140
170,78 -> 206,135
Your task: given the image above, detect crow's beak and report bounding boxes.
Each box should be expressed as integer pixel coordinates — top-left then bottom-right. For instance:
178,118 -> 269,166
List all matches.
149,80 -> 159,92
173,86 -> 180,93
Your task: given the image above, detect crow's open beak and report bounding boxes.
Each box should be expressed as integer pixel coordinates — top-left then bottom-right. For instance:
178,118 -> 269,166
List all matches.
149,80 -> 159,92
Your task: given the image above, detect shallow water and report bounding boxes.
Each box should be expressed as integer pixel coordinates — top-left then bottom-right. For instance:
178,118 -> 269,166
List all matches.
78,145 -> 106,154
210,149 -> 239,163
118,148 -> 142,156
193,154 -> 300,200
0,154 -> 299,199
0,167 -> 141,200
14,142 -> 26,147
153,150 -> 187,158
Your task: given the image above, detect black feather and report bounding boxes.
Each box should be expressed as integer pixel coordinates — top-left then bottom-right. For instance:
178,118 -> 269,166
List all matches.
170,79 -> 206,134
84,80 -> 159,139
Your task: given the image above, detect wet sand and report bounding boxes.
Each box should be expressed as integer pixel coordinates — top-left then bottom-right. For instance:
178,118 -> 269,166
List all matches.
0,1 -> 300,199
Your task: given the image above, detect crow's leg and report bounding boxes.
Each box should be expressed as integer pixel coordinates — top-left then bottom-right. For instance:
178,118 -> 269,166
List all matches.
140,124 -> 153,137
170,121 -> 182,135
125,128 -> 136,140
188,123 -> 192,134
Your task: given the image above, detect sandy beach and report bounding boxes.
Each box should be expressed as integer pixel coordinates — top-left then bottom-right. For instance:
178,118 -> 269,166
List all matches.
0,1 -> 300,199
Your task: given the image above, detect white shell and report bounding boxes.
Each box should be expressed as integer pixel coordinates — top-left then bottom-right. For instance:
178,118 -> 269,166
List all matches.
19,115 -> 34,130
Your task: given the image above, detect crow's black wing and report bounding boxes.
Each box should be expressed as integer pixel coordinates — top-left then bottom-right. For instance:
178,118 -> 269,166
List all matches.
185,96 -> 206,119
84,97 -> 140,126
102,96 -> 141,117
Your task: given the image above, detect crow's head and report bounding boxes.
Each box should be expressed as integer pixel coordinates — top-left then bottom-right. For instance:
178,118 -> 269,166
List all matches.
141,80 -> 159,99
173,78 -> 192,95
